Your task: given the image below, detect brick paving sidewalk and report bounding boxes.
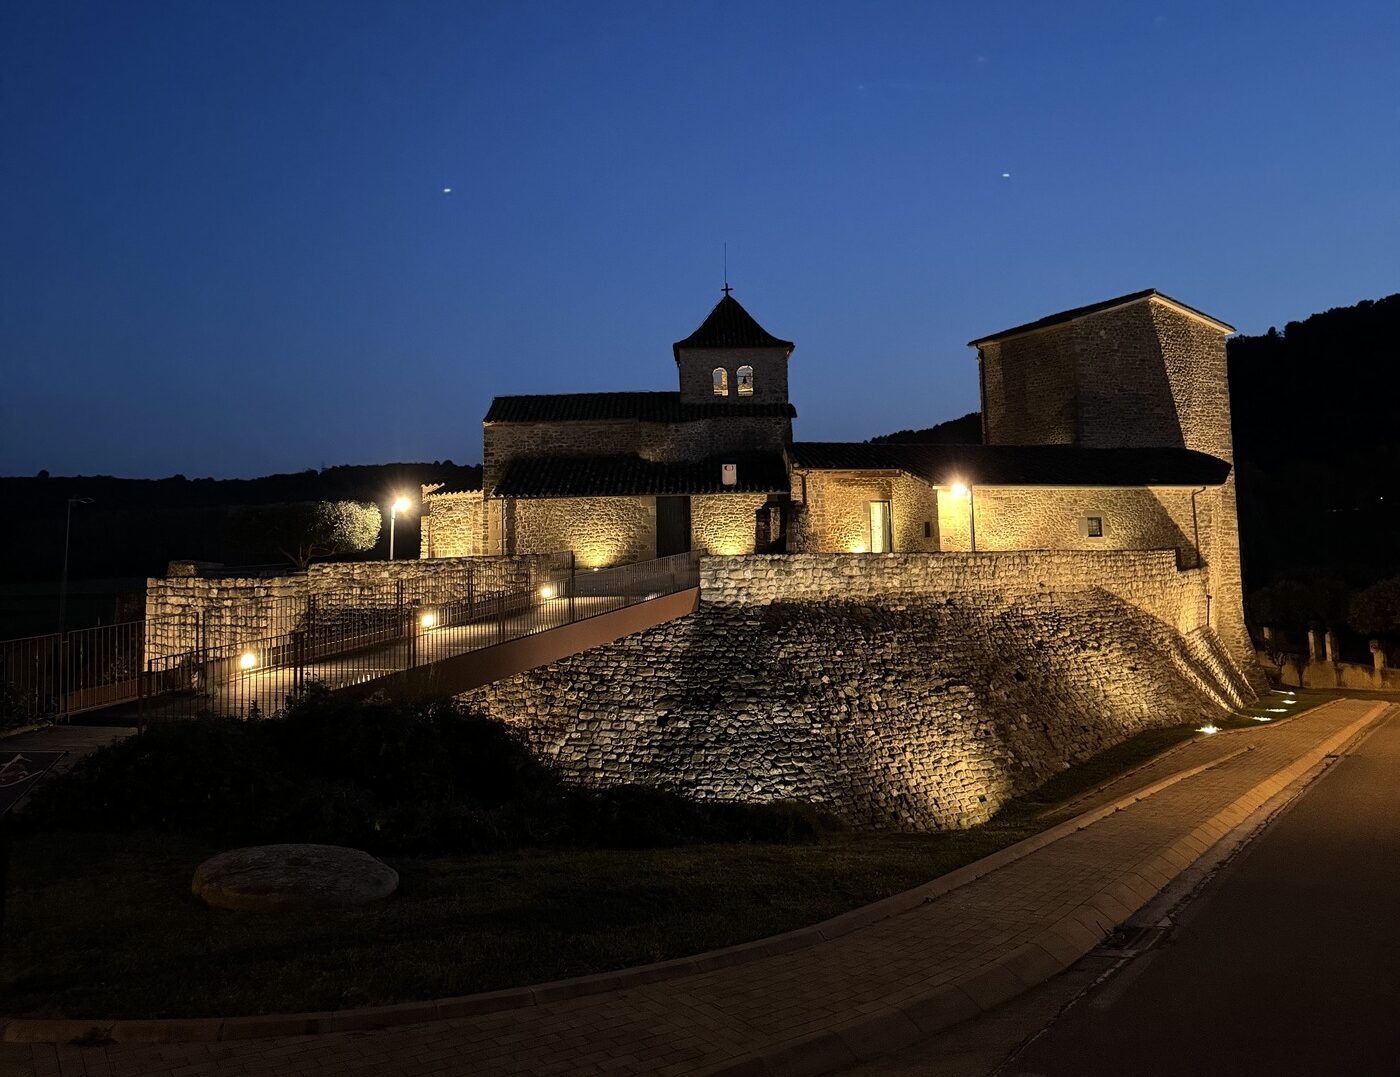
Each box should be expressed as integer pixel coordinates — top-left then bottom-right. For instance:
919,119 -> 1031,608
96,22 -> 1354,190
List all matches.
2,698 -> 1383,1077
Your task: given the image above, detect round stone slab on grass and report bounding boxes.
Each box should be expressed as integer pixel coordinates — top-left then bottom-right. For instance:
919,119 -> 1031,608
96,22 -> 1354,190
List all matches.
192,844 -> 398,912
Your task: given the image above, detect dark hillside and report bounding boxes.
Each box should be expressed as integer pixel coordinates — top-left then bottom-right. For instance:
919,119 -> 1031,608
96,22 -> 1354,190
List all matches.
0,463 -> 481,632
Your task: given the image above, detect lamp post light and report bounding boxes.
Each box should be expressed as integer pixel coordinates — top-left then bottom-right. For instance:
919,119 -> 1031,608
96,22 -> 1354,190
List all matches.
388,496 -> 413,561
57,497 -> 94,632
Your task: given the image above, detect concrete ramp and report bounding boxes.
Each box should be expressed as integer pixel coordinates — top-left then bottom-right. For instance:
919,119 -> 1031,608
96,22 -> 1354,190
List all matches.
336,587 -> 699,700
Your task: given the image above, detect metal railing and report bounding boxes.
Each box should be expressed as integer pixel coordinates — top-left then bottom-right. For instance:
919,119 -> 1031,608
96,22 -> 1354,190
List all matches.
0,551 -> 699,725
0,619 -> 167,728
133,550 -> 699,721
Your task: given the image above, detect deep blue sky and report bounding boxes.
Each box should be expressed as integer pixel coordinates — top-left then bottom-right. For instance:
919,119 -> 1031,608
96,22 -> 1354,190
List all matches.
4,2 -> 1397,478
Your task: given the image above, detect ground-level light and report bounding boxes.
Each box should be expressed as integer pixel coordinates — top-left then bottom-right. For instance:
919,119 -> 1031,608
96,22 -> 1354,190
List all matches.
420,611 -> 437,629
1197,723 -> 1220,735
540,584 -> 557,600
239,651 -> 257,671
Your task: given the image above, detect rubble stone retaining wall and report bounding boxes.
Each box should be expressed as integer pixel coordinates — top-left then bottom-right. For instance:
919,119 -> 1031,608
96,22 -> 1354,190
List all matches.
463,551 -> 1254,830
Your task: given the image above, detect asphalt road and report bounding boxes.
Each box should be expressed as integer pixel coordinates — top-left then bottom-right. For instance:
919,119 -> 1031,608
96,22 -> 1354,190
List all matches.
1007,705 -> 1400,1076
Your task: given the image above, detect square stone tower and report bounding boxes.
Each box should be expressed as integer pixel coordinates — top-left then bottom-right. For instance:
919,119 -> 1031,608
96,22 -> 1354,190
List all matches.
971,289 -> 1261,688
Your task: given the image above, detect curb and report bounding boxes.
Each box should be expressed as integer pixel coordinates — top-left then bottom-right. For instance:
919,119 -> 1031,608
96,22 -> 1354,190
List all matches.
701,700 -> 1391,1077
0,700 -> 1363,1048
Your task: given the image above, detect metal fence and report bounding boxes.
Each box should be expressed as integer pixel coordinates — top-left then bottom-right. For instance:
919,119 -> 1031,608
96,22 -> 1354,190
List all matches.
3,551 -> 700,724
0,619 -> 162,728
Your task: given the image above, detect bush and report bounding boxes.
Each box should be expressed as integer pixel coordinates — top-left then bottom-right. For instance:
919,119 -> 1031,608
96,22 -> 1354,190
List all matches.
23,690 -> 825,853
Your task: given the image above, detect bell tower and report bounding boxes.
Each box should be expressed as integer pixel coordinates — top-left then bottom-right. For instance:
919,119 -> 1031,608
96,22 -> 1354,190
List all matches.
673,292 -> 794,406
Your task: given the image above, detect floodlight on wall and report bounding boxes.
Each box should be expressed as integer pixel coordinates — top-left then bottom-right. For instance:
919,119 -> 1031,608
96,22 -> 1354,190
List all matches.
239,651 -> 257,671
540,584 -> 557,600
949,481 -> 970,500
420,611 -> 438,629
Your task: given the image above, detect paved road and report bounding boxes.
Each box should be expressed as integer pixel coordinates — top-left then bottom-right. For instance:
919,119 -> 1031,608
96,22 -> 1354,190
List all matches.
1007,705 -> 1400,1076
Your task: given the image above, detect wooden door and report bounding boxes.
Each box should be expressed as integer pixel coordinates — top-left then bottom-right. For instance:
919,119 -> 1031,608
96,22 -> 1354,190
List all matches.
656,496 -> 692,557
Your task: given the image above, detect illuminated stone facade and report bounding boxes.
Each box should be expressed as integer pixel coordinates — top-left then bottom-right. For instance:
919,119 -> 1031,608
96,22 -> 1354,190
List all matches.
419,486 -> 484,558
421,286 -> 1257,681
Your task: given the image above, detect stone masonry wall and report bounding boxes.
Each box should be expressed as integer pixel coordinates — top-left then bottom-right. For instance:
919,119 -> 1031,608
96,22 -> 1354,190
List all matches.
791,473 -> 939,554
691,494 -> 769,555
144,555 -> 548,661
465,553 -> 1252,830
965,486 -> 1204,562
421,490 -> 484,558
510,497 -> 656,568
675,346 -> 790,405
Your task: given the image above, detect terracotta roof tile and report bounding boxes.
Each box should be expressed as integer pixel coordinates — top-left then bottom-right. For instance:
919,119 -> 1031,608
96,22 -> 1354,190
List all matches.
495,452 -> 790,498
672,294 -> 794,358
484,391 -> 795,424
791,442 -> 1231,487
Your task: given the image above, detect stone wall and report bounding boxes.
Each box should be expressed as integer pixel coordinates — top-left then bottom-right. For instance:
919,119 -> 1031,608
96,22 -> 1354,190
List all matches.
791,472 -> 939,554
465,554 -> 1251,830
966,486 -> 1203,562
510,497 -> 656,568
698,552 -> 1213,637
144,555 -> 549,661
675,346 -> 790,405
420,489 -> 484,558
691,494 -> 769,555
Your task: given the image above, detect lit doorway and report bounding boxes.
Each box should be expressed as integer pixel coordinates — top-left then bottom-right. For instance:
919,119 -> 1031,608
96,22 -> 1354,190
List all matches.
868,500 -> 892,553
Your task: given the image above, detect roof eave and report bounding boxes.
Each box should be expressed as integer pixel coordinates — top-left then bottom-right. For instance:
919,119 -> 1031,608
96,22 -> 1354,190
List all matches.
967,291 -> 1235,348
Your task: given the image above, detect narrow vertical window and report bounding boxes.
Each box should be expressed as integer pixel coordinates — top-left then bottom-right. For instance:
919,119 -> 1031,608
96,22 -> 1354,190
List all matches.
713,368 -> 729,396
1086,516 -> 1103,538
736,365 -> 754,395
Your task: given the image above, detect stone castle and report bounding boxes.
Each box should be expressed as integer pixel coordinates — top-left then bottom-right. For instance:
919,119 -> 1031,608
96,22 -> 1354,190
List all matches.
422,287 -> 1254,678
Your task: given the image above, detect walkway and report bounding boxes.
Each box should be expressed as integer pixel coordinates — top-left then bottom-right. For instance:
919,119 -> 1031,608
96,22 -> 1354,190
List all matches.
1,698 -> 1385,1077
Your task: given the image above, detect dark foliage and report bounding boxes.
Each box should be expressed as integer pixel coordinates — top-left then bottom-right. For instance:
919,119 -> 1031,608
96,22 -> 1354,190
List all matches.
1348,576 -> 1400,638
867,411 -> 982,445
1229,295 -> 1400,597
22,689 -> 825,853
0,462 -> 482,588
227,500 -> 381,569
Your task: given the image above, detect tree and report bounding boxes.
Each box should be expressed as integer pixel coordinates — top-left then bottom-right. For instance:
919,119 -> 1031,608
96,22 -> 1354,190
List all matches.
1349,576 -> 1400,638
228,501 -> 381,569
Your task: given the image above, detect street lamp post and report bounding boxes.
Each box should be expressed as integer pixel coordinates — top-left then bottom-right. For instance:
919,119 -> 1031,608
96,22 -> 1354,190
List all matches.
58,497 -> 94,632
389,497 -> 413,561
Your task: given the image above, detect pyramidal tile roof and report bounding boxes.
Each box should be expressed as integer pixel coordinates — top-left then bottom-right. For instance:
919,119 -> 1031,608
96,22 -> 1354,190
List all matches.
672,294 -> 794,359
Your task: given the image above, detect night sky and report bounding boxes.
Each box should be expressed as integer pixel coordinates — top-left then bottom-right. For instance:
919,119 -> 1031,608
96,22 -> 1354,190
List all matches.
4,1 -> 1397,479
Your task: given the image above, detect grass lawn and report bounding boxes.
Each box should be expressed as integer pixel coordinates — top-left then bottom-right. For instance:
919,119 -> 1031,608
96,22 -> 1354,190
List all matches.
0,689 -> 1324,1021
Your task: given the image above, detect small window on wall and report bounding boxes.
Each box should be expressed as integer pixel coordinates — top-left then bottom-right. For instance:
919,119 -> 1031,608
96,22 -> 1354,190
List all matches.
713,368 -> 729,396
1086,516 -> 1104,538
736,365 -> 754,395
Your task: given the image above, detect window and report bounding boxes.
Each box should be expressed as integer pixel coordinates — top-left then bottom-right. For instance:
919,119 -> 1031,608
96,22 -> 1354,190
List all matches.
736,365 -> 754,395
713,368 -> 729,396
923,521 -> 932,539
1086,516 -> 1103,538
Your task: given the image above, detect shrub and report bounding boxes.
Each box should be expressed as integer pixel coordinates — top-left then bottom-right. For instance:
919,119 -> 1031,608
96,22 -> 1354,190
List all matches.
23,690 -> 827,853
